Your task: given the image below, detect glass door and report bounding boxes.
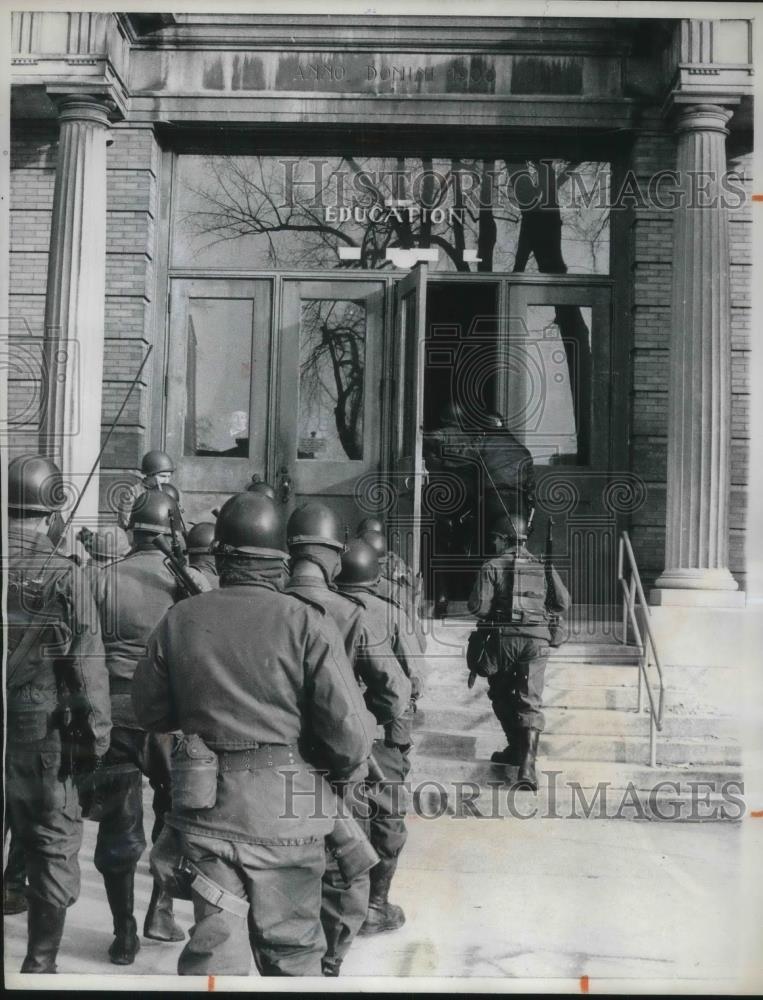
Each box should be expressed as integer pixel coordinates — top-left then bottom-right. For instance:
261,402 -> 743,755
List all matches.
275,279 -> 385,526
164,278 -> 272,518
507,283 -> 618,612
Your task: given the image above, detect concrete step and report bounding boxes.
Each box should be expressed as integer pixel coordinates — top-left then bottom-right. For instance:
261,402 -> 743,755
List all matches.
408,753 -> 743,794
413,706 -> 736,740
411,729 -> 742,766
406,756 -> 745,821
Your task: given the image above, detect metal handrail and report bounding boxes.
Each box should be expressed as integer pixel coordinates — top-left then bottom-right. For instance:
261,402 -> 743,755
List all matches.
616,531 -> 665,767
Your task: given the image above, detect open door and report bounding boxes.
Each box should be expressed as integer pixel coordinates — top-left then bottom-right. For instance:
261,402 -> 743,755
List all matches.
389,264 -> 427,584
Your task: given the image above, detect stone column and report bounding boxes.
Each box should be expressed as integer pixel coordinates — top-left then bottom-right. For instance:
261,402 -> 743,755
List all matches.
41,95 -> 111,527
652,103 -> 743,606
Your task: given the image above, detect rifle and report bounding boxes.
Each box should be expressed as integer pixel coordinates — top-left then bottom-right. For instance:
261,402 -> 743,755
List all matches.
545,518 -> 565,647
36,345 -> 153,579
153,534 -> 203,600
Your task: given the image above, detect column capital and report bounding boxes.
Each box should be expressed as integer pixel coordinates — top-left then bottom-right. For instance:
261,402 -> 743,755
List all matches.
50,94 -> 113,129
673,103 -> 734,136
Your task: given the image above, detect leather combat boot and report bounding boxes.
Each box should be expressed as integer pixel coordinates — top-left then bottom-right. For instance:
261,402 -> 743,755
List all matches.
143,881 -> 185,942
358,858 -> 405,936
322,957 -> 342,976
20,898 -> 67,973
103,871 -> 140,965
490,727 -> 522,766
515,728 -> 541,791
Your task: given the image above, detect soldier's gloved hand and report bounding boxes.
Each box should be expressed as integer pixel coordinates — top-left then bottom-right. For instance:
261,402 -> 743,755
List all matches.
409,675 -> 423,701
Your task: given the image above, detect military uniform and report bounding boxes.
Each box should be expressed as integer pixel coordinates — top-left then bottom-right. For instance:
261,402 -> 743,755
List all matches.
287,567 -> 412,972
188,551 -> 219,589
476,427 -> 536,548
6,520 -> 111,972
93,541 -> 207,960
468,540 -> 570,785
133,571 -> 374,976
422,417 -> 478,608
337,569 -> 422,935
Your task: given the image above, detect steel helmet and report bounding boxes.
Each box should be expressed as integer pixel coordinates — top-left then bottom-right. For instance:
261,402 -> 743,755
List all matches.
246,475 -> 277,501
336,538 -> 381,586
186,521 -> 215,555
357,516 -> 384,534
128,491 -> 179,535
8,454 -> 65,514
213,493 -> 287,557
359,529 -> 386,558
287,502 -> 344,551
490,512 -> 528,542
141,450 -> 175,477
160,482 -> 181,503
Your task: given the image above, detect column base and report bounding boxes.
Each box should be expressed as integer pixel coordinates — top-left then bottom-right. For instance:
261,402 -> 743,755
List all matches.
653,567 -> 739,592
649,588 -> 746,608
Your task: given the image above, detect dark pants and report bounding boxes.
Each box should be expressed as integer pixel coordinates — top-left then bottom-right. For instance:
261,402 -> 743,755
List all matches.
5,742 -> 82,908
320,740 -> 410,966
487,633 -> 549,733
176,831 -> 326,976
94,726 -> 173,875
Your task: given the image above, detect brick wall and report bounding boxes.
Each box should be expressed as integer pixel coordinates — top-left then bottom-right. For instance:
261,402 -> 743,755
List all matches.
727,151 -> 752,593
8,121 -> 161,519
626,115 -> 751,593
8,125 -> 57,456
626,113 -> 674,591
100,125 -> 161,519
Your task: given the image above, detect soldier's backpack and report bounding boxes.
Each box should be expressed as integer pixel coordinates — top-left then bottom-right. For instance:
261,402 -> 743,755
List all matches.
6,567 -> 72,693
505,553 -> 548,626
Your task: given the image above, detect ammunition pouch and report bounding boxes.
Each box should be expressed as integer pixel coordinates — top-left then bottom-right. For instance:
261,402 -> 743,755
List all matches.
170,733 -> 219,811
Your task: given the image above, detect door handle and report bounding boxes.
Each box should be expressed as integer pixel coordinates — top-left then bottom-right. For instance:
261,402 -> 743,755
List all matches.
278,465 -> 293,504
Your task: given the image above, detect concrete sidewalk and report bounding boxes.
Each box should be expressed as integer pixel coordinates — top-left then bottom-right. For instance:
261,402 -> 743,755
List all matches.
5,802 -> 762,990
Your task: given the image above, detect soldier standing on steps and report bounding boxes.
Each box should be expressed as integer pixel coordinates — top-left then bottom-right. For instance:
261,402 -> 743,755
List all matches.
117,450 -> 177,533
6,455 -> 112,973
468,511 -> 570,791
336,539 -> 422,937
284,503 -> 412,976
92,491 -> 209,965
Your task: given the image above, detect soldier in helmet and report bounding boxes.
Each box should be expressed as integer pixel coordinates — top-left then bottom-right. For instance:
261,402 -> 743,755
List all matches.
476,411 -> 537,549
132,493 -> 373,975
359,529 -> 426,656
285,503 -> 411,975
246,474 -> 277,501
92,491 -> 209,965
77,526 -> 131,597
335,539 -> 422,938
186,522 -> 218,588
117,449 -> 177,532
467,510 -> 570,791
6,454 -> 111,972
422,400 -> 478,616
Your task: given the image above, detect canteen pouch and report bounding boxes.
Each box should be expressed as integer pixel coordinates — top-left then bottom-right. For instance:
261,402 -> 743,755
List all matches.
170,733 -> 218,811
466,626 -> 499,678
